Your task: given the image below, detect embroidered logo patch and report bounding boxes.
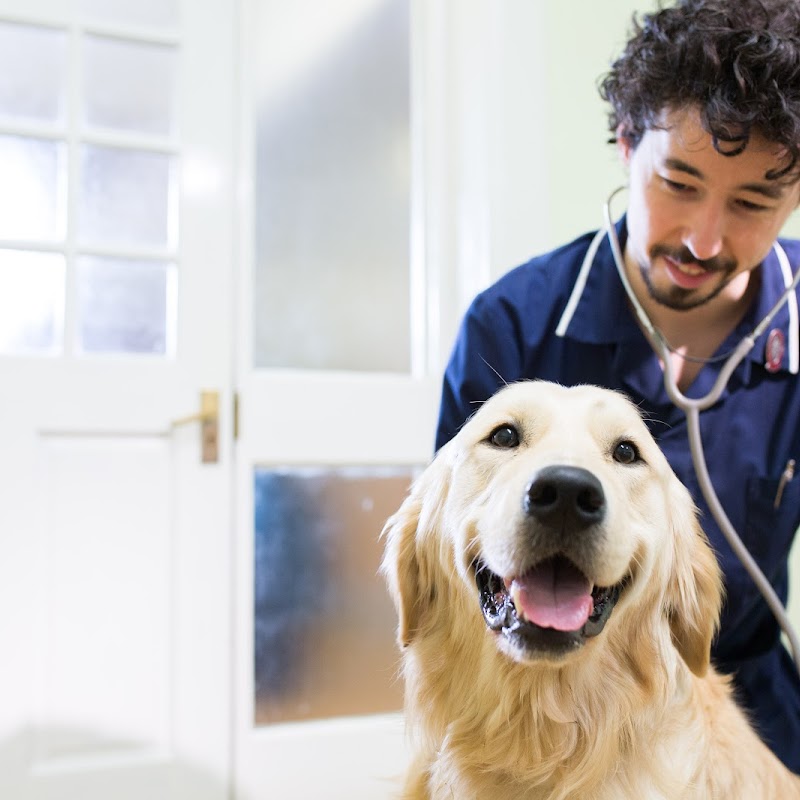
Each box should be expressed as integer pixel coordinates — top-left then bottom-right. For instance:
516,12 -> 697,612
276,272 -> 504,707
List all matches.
765,328 -> 785,373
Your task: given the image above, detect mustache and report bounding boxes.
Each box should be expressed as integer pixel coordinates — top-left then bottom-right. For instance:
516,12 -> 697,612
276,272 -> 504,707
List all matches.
651,245 -> 736,275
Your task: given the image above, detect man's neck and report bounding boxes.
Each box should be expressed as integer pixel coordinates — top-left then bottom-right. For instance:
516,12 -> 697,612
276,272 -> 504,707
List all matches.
624,255 -> 760,389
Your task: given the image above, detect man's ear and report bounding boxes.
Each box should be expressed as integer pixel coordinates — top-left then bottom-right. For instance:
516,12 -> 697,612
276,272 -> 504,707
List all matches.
616,123 -> 634,165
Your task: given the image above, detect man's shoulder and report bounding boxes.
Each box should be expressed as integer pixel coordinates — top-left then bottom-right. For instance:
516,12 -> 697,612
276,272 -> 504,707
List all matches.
479,229 -> 602,303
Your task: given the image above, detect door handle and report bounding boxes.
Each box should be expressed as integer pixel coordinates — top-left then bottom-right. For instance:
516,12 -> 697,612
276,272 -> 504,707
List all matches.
171,390 -> 219,464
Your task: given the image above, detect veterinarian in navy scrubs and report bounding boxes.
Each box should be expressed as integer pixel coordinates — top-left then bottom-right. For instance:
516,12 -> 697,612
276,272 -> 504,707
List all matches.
436,0 -> 800,773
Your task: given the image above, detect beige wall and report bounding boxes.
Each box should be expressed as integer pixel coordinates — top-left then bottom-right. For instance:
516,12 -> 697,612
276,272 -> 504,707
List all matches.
486,0 -> 800,282
479,0 -> 800,636
486,0 -> 640,279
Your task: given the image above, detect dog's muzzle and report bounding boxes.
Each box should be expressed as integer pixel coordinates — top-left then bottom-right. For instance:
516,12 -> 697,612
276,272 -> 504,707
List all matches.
475,465 -> 627,658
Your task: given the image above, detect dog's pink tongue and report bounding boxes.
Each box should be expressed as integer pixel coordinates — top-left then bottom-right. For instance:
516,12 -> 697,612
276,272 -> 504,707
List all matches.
510,560 -> 593,632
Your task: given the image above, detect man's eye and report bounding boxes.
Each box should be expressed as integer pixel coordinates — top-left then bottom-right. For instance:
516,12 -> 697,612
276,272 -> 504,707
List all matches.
736,198 -> 770,213
613,440 -> 640,464
488,425 -> 520,449
662,176 -> 693,194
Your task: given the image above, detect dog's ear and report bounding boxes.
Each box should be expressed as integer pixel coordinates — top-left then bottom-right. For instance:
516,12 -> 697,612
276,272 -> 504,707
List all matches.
380,456 -> 449,648
665,479 -> 723,676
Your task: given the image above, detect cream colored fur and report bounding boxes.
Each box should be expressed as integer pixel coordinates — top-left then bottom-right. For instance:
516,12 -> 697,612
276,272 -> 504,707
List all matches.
382,381 -> 800,799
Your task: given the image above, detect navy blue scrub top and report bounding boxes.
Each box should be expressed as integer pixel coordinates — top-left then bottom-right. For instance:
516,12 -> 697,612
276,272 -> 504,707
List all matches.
436,218 -> 800,773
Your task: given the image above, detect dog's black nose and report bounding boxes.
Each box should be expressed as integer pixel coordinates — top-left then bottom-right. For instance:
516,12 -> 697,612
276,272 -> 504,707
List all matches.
524,465 -> 606,528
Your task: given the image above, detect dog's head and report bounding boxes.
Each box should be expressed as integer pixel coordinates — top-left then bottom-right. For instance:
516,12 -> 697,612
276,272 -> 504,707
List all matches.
382,381 -> 722,677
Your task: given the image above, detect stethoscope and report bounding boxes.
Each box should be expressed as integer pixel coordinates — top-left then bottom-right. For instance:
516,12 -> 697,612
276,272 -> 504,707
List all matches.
600,185 -> 800,670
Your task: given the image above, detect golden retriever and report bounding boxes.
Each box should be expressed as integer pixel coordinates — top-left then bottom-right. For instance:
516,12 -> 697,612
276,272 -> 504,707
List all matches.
381,381 -> 800,799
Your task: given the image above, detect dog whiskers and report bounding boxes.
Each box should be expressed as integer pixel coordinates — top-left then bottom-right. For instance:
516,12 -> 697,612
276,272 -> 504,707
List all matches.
636,405 -> 672,430
479,356 -> 509,388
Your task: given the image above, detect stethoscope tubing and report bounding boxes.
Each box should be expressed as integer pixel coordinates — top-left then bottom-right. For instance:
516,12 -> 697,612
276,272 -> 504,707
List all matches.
603,187 -> 800,670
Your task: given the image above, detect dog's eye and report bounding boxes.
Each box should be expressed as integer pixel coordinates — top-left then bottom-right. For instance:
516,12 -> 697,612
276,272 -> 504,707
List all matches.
488,424 -> 520,449
613,440 -> 640,464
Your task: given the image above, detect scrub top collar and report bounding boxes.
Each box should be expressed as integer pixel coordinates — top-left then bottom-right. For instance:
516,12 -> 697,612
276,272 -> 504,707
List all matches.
555,217 -> 640,346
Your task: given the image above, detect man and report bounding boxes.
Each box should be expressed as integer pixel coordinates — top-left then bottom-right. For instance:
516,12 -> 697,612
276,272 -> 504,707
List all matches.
436,0 -> 800,772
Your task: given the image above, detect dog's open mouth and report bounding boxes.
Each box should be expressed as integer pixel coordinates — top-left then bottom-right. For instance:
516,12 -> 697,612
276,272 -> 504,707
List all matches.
475,555 -> 626,655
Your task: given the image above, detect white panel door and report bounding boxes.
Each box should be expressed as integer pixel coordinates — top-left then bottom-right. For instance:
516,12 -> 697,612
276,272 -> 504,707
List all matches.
0,1 -> 236,798
231,1 -> 492,797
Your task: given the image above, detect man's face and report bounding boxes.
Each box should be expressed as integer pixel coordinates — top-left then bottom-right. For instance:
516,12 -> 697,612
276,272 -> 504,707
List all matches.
620,108 -> 800,311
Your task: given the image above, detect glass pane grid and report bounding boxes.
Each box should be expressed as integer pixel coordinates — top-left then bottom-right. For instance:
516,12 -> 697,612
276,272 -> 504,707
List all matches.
83,34 -> 177,137
0,20 -> 68,127
75,256 -> 176,356
0,134 -> 67,242
0,12 -> 180,359
0,249 -> 65,355
77,144 -> 175,250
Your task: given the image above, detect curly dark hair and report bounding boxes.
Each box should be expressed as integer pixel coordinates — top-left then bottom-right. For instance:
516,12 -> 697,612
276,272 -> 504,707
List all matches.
599,0 -> 800,179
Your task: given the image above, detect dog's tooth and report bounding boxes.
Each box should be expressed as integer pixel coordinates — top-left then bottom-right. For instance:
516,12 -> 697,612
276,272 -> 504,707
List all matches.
510,583 -> 526,620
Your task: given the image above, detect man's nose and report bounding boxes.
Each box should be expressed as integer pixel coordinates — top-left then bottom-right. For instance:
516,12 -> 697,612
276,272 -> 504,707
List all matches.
683,203 -> 725,261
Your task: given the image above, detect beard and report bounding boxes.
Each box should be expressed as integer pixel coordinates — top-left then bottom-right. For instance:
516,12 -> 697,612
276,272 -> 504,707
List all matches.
639,245 -> 738,311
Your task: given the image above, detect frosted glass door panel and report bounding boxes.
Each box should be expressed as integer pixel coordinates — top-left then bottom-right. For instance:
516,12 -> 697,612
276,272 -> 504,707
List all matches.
79,0 -> 180,29
253,0 -> 411,372
0,21 -> 67,124
79,145 -> 175,248
0,249 -> 65,354
84,36 -> 177,136
0,135 -> 65,241
253,466 -> 411,724
76,256 -> 175,355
